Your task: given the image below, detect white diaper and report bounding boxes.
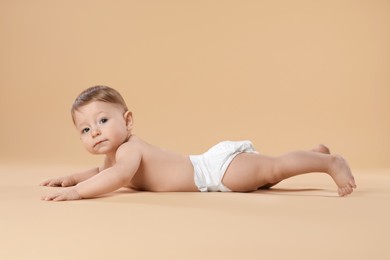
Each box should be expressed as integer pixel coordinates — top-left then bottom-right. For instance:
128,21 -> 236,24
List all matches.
189,140 -> 258,192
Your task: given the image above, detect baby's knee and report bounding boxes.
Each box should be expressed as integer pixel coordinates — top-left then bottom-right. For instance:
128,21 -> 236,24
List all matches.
265,158 -> 285,183
246,155 -> 282,185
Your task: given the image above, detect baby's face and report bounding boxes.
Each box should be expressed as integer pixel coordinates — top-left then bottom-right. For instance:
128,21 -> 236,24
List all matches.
73,101 -> 131,155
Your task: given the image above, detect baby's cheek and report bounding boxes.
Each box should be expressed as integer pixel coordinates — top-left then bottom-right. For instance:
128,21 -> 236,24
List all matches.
84,142 -> 94,153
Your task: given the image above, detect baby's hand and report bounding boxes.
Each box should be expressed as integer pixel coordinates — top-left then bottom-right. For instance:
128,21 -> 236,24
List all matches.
42,187 -> 82,202
40,176 -> 76,187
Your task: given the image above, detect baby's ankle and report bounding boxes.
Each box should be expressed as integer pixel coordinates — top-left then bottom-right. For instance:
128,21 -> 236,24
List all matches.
328,155 -> 341,174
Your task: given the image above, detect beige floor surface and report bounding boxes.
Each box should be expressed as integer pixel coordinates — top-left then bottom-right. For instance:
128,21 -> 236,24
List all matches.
1,165 -> 389,260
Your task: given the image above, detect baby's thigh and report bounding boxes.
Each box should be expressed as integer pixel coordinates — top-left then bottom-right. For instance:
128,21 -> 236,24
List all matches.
222,153 -> 274,192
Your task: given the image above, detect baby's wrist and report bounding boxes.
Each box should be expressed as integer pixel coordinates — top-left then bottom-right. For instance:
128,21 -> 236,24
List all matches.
73,185 -> 83,199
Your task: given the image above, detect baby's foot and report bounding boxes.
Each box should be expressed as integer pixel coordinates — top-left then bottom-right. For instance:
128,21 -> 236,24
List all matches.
329,155 -> 357,196
311,144 -> 331,154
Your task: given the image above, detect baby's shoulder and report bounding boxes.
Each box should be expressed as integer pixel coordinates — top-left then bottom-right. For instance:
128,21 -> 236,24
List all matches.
114,136 -> 145,163
116,135 -> 148,155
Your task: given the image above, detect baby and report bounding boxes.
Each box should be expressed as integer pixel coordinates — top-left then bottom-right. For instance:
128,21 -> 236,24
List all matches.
41,86 -> 356,201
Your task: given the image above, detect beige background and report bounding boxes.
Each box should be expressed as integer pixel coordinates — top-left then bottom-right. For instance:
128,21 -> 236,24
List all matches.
1,1 -> 390,260
0,0 -> 389,168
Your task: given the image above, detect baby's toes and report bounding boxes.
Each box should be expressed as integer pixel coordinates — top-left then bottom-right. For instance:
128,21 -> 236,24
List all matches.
345,185 -> 353,195
342,185 -> 353,196
338,187 -> 348,197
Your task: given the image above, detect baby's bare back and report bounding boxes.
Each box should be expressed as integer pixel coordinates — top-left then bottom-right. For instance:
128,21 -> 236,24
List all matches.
126,137 -> 199,192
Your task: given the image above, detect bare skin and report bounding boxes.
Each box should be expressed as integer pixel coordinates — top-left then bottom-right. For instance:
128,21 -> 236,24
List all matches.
41,101 -> 356,201
222,144 -> 356,196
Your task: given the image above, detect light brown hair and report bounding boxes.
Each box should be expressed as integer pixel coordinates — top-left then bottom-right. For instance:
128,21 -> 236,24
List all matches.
71,86 -> 128,124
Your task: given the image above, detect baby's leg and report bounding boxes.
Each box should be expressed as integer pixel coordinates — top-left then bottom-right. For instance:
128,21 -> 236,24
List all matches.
258,144 -> 331,189
222,145 -> 356,196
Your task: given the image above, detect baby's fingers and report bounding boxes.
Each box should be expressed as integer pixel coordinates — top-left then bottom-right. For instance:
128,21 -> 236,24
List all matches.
40,179 -> 52,186
42,188 -> 80,201
40,179 -> 54,186
53,194 -> 68,201
61,179 -> 74,187
42,192 -> 60,201
47,179 -> 63,187
40,181 -> 47,186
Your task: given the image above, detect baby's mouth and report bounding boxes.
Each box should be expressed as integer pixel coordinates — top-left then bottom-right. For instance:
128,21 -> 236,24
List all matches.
94,140 -> 107,147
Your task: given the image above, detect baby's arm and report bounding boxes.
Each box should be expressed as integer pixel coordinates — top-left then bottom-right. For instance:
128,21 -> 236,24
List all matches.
40,167 -> 99,187
42,143 -> 142,201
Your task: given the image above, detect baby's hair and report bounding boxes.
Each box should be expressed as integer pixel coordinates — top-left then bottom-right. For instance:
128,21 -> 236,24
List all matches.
71,85 -> 129,124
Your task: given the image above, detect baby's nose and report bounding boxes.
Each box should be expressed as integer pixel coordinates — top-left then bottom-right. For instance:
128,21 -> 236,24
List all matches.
91,129 -> 101,137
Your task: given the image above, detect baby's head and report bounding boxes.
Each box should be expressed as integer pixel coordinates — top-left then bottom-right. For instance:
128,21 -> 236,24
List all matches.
71,85 -> 128,124
71,86 -> 133,155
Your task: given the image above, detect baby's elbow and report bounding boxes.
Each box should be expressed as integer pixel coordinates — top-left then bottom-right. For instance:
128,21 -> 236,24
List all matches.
113,163 -> 136,187
117,172 -> 132,187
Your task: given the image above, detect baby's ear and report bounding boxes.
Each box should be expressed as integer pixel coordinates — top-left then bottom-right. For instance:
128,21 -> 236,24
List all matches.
124,111 -> 134,130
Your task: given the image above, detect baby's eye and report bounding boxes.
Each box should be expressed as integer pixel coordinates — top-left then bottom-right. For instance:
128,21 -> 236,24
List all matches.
81,128 -> 90,134
99,118 -> 108,124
